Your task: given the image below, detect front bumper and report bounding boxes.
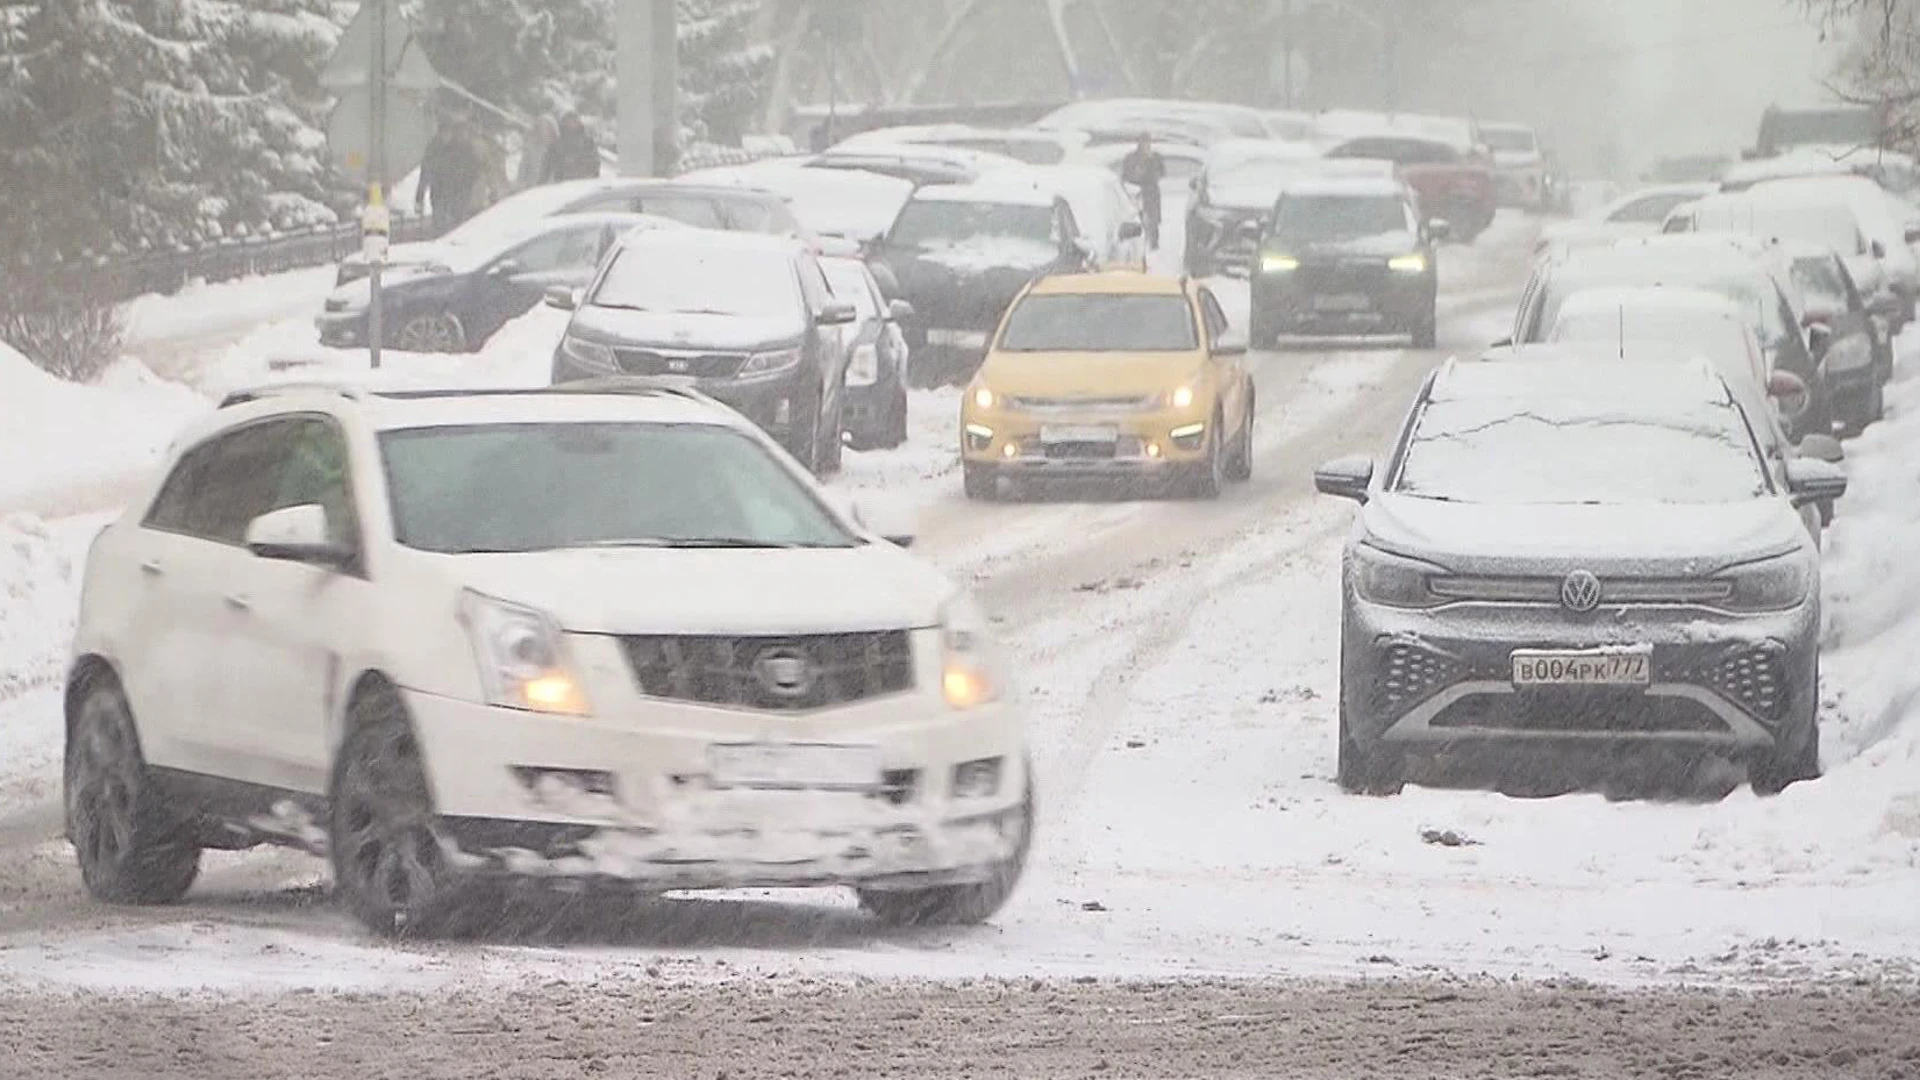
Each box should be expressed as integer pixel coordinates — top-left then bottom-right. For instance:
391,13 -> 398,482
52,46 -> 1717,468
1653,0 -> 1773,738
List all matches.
1342,594 -> 1817,753
960,398 -> 1216,474
401,629 -> 1028,890
1253,264 -> 1434,334
316,309 -> 369,348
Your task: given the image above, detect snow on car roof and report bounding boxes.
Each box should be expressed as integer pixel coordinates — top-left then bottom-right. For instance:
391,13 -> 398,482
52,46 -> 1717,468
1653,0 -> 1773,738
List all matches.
614,225 -> 808,256
1278,173 -> 1406,198
1205,137 -> 1322,168
1432,356 -> 1733,408
360,386 -> 739,432
910,181 -> 1058,208
1552,286 -> 1747,317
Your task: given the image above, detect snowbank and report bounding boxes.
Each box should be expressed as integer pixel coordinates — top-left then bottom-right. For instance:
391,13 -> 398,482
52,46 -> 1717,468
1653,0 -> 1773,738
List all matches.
120,266 -> 337,348
0,515 -> 73,700
0,342 -> 208,511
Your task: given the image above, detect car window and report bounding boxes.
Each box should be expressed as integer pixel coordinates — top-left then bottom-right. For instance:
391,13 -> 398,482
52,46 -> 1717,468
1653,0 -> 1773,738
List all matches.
998,293 -> 1199,352
147,417 -> 308,546
1055,203 -> 1078,245
1198,288 -> 1230,341
272,417 -> 360,550
822,260 -> 881,320
505,226 -> 605,274
633,194 -> 727,229
798,256 -> 833,311
143,441 -> 218,536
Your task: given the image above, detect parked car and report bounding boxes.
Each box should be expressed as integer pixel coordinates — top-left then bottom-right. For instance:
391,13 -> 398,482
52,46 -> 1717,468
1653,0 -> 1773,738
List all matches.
1481,121 -> 1550,210
1786,246 -> 1892,434
316,213 -> 675,353
337,179 -> 808,287
1323,134 -> 1497,242
1534,183 -> 1718,259
836,124 -> 1094,166
995,164 -> 1147,266
64,379 -> 1030,933
1752,102 -> 1884,158
548,229 -> 857,475
1315,357 -> 1844,796
821,254 -> 914,449
1035,98 -> 1265,143
678,160 -> 916,245
1250,174 -> 1442,348
866,180 -> 1099,385
1184,138 -> 1326,276
805,144 -> 1026,187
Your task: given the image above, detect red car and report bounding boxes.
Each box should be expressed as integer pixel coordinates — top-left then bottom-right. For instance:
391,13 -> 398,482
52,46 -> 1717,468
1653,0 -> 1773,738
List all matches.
1323,134 -> 1498,242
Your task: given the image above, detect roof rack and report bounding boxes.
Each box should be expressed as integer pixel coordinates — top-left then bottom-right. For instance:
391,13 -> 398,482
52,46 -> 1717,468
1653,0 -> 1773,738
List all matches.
218,382 -> 365,409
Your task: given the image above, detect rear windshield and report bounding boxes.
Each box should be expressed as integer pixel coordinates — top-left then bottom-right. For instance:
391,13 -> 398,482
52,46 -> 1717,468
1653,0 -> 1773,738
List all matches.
888,200 -> 1055,249
1549,308 -> 1750,364
998,293 -> 1198,352
1270,194 -> 1410,243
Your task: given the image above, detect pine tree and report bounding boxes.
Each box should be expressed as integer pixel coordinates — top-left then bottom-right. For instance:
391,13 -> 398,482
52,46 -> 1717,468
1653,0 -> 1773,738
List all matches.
677,0 -> 772,145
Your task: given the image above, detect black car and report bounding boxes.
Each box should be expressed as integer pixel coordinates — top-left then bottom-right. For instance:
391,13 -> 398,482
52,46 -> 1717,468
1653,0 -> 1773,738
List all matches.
1789,247 -> 1892,435
315,213 -> 663,353
337,178 -> 810,287
867,182 -> 1097,386
821,254 -> 914,449
1249,176 -> 1443,348
1184,144 -> 1320,277
548,229 -> 857,476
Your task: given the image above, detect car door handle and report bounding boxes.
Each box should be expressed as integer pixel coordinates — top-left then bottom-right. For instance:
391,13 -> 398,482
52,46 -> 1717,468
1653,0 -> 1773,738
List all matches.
139,559 -> 163,576
223,593 -> 251,611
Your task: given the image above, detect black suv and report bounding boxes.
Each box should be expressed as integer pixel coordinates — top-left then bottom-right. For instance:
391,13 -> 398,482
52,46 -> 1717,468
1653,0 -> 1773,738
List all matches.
548,230 -> 857,475
1249,176 -> 1442,348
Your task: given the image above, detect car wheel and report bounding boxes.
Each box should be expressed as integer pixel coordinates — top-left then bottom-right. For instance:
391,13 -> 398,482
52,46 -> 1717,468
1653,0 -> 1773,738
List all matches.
1412,308 -> 1438,349
393,311 -> 468,353
1751,675 -> 1821,796
1225,396 -> 1255,482
859,777 -> 1032,927
963,462 -> 998,501
818,394 -> 846,476
328,688 -> 469,937
1336,701 -> 1404,796
64,672 -> 201,905
1184,414 -> 1226,499
785,387 -> 825,473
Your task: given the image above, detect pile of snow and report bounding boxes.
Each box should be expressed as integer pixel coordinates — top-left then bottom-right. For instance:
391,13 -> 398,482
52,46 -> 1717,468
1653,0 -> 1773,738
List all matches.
0,515 -> 73,700
119,267 -> 337,348
0,342 -> 208,511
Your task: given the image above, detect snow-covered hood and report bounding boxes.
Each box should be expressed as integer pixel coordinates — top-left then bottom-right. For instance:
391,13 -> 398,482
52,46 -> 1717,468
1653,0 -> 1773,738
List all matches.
1291,231 -> 1423,259
325,261 -> 460,309
567,306 -> 805,351
1207,183 -> 1285,213
904,236 -> 1059,277
1361,495 -> 1806,575
449,545 -> 954,635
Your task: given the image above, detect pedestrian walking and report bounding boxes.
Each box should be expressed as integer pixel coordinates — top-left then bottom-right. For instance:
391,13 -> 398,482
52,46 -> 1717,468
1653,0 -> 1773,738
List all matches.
544,113 -> 602,183
1120,135 -> 1166,251
416,114 -> 481,235
518,113 -> 559,190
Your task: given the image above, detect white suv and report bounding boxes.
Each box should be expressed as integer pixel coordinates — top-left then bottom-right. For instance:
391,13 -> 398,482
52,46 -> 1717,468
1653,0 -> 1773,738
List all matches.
64,379 -> 1031,935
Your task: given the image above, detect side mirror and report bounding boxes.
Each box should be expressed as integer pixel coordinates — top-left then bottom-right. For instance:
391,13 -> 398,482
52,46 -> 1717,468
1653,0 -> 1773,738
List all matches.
1212,336 -> 1249,358
1118,220 -> 1144,241
1796,432 -> 1845,464
1313,456 -> 1375,503
1426,218 -> 1452,241
1872,239 -> 1889,259
544,284 -> 579,310
245,505 -> 351,568
888,298 -> 915,322
1767,369 -> 1812,419
817,301 -> 858,326
489,259 -> 524,278
1785,457 -> 1848,506
1806,322 -> 1833,360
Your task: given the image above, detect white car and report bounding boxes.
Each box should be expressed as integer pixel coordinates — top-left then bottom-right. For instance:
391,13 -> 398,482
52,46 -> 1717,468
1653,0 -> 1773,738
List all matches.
1481,121 -> 1548,210
1533,183 -> 1717,260
64,380 -> 1031,935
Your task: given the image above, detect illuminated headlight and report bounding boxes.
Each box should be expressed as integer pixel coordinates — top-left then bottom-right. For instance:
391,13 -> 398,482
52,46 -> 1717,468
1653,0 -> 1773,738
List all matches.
1720,555 -> 1811,612
561,335 -> 615,372
1260,253 -> 1300,273
847,342 -> 880,387
740,347 -> 803,376
1388,253 -> 1428,274
939,593 -> 999,710
459,590 -> 590,716
971,385 -> 996,410
1352,545 -> 1447,609
1169,385 -> 1195,409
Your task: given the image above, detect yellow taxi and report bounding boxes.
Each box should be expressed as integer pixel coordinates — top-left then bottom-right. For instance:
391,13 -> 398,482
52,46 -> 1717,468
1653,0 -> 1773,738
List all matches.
959,270 -> 1255,500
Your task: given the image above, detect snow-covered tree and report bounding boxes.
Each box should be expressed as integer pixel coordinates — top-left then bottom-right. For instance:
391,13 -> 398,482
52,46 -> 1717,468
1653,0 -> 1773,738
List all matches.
678,0 -> 773,144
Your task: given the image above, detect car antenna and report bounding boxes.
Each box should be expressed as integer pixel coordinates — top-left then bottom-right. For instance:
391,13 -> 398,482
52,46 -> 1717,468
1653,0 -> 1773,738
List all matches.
1617,303 -> 1625,361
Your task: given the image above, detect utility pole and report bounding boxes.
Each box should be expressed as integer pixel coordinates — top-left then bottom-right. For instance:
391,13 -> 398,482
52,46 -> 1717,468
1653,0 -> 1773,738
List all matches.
1282,0 -> 1295,108
618,0 -> 678,177
366,0 -> 388,369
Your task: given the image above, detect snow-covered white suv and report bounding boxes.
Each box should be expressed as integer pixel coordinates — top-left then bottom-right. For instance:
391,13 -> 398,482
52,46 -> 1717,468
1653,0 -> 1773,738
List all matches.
64,379 -> 1031,935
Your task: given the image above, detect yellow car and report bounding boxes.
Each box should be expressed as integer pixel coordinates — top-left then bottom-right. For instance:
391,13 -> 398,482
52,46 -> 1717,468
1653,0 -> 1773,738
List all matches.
959,270 -> 1256,500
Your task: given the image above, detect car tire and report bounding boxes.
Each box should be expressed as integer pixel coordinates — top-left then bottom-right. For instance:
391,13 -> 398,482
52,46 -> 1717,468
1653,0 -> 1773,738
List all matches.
1751,722 -> 1820,796
884,381 -> 910,449
1184,415 -> 1226,500
328,687 -> 470,938
1412,308 -> 1438,349
963,462 -> 998,501
785,386 -> 825,473
1250,309 -> 1281,351
1336,701 -> 1404,796
393,311 -> 468,354
1224,396 -> 1255,483
64,672 -> 201,905
859,777 -> 1032,927
818,394 -> 846,476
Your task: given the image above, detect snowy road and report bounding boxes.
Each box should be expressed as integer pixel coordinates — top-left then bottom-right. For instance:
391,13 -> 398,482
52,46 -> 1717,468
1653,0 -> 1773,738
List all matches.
2,212 -> 1918,1074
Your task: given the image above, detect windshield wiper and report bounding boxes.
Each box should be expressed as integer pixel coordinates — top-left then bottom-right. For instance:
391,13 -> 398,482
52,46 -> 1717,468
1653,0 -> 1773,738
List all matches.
572,537 -> 845,550
589,302 -> 652,312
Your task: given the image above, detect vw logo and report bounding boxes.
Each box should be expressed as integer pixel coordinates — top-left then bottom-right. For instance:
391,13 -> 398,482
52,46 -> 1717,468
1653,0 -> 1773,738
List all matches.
755,648 -> 816,698
1560,570 -> 1602,613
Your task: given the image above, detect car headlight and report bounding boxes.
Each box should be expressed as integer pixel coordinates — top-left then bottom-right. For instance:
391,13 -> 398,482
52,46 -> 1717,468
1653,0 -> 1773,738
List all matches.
939,593 -> 999,710
971,385 -> 996,410
561,335 -> 615,372
847,342 -> 880,387
458,590 -> 590,716
1388,253 -> 1428,274
740,347 -> 803,376
1169,385 -> 1195,409
1351,545 -> 1447,609
1260,253 -> 1299,273
1720,554 -> 1811,612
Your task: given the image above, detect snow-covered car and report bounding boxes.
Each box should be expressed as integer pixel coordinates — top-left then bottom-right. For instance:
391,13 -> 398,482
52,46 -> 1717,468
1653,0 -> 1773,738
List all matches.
1322,133 -> 1497,243
63,379 -> 1032,935
336,179 -> 809,287
316,213 -> 677,353
821,253 -> 913,449
1315,358 -> 1845,796
989,164 -> 1148,266
804,143 -> 1028,187
1034,98 -> 1264,144
1786,246 -> 1894,434
1183,138 -> 1325,276
676,160 -> 916,245
1481,121 -> 1549,210
834,124 -> 1094,166
548,229 -> 857,476
1534,183 -> 1718,259
1080,140 -> 1208,190
866,181 -> 1099,385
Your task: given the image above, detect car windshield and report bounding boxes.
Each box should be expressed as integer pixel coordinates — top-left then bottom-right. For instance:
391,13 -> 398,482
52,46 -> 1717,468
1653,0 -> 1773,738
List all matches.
590,246 -> 797,318
1484,128 -> 1536,152
1539,265 -> 1786,344
997,293 -> 1198,351
380,423 -> 855,554
887,199 -> 1055,249
1396,400 -> 1770,504
1270,194 -> 1408,243
1792,257 -> 1852,310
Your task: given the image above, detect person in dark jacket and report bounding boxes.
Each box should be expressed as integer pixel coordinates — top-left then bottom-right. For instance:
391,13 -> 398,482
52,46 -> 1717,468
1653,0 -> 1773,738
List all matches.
544,113 -> 602,182
416,115 -> 481,236
1120,135 -> 1166,250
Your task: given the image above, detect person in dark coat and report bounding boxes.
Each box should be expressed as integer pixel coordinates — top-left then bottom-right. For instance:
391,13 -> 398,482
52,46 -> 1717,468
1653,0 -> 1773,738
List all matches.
1120,135 -> 1166,250
416,115 -> 481,236
544,113 -> 602,182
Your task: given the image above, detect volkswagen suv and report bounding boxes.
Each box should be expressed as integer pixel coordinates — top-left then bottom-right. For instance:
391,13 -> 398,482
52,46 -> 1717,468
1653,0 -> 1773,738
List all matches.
64,380 -> 1030,936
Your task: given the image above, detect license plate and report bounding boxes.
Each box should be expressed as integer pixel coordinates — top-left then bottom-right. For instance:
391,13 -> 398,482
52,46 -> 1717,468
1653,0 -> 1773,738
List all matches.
1511,648 -> 1652,687
1312,293 -> 1371,312
1040,424 -> 1119,444
708,743 -> 880,790
928,329 -> 989,349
